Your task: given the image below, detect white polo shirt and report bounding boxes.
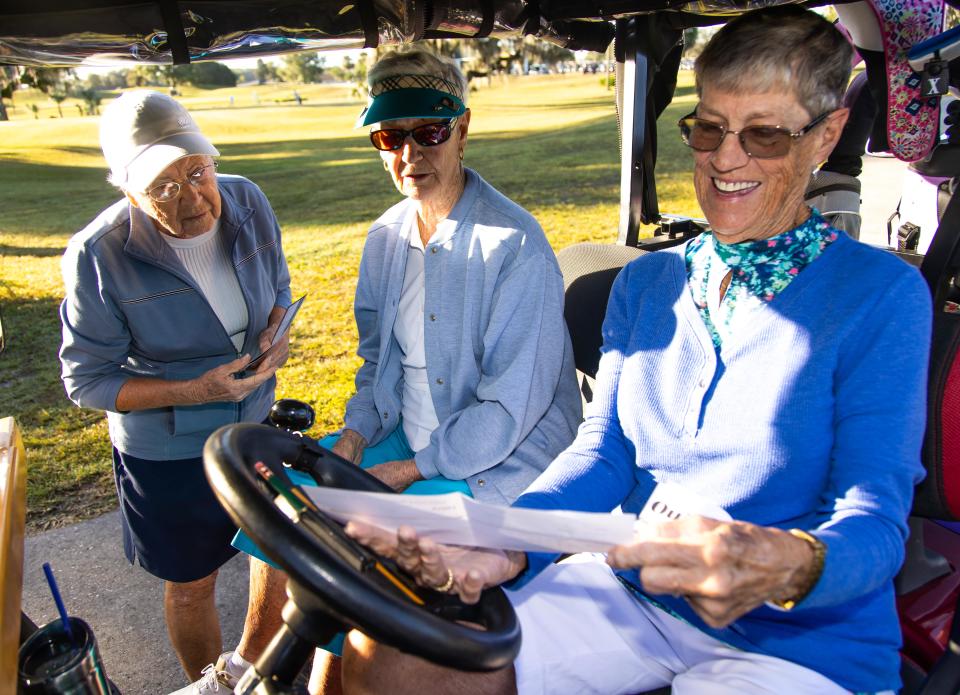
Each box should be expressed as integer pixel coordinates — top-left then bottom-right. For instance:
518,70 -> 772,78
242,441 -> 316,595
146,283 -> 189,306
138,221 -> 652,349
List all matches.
392,221 -> 440,452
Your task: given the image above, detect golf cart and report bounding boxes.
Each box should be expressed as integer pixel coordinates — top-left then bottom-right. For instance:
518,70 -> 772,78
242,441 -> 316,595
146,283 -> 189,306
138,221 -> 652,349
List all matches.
5,0 -> 960,692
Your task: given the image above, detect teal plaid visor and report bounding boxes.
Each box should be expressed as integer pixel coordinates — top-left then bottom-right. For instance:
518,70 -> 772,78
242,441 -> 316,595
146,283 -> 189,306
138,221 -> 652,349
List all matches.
355,73 -> 467,127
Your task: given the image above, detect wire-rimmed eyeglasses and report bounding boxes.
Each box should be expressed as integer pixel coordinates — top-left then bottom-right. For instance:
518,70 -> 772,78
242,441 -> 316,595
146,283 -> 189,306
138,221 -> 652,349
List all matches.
146,162 -> 218,203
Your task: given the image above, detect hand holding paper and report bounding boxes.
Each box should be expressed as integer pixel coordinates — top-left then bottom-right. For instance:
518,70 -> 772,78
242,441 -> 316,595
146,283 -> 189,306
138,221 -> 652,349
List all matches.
346,522 -> 525,605
303,480 -> 731,555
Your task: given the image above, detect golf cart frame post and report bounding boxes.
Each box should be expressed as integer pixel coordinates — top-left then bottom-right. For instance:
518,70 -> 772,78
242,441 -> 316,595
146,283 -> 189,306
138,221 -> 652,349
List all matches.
614,14 -> 709,249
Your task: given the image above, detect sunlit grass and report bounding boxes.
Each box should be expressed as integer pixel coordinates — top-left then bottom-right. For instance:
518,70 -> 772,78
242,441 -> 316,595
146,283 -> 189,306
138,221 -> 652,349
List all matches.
0,72 -> 702,530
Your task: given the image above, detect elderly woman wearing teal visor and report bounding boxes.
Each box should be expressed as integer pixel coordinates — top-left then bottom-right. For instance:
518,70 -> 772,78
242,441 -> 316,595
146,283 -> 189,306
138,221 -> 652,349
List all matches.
216,46 -> 581,695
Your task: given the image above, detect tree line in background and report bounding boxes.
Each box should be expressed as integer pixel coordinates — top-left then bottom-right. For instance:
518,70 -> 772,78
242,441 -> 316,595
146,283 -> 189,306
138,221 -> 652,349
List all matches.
0,35 -> 603,121
0,63 -> 240,121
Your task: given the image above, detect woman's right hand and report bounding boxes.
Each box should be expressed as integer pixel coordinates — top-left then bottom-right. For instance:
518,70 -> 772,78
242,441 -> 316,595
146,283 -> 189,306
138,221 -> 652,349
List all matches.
332,428 -> 367,465
345,522 -> 527,604
114,354 -> 278,411
189,354 -> 277,404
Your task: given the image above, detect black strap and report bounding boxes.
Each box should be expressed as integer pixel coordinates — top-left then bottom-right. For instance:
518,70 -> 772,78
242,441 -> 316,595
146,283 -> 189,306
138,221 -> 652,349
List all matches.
513,0 -> 540,35
920,178 -> 960,305
357,0 -> 379,49
475,0 -> 495,38
157,0 -> 190,64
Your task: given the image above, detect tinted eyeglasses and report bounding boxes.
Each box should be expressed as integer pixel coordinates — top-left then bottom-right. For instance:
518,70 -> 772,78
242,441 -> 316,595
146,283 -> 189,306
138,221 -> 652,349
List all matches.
677,111 -> 832,159
146,162 -> 218,203
370,119 -> 457,151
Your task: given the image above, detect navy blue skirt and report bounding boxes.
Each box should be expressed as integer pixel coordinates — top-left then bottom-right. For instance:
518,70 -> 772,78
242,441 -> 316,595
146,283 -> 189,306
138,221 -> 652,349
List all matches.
112,447 -> 239,583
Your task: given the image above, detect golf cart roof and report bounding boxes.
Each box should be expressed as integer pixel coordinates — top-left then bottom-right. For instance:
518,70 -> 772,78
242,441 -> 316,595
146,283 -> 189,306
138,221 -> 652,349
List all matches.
0,0 -> 816,67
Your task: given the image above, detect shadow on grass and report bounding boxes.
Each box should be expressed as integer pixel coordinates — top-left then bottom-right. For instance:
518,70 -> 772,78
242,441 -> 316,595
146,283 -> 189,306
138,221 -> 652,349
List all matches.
0,160 -> 117,237
0,291 -> 115,525
0,101 -> 697,237
51,145 -> 103,157
0,244 -> 65,257
222,114 -> 630,228
0,293 -> 68,416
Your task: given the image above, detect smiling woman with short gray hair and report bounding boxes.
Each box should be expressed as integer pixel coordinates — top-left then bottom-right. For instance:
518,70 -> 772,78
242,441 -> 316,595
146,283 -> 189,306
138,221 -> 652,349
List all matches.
338,10 -> 933,695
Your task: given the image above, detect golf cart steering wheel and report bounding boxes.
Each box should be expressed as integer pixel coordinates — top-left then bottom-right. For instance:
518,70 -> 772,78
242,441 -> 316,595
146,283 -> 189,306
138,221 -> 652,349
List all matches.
203,422 -> 521,671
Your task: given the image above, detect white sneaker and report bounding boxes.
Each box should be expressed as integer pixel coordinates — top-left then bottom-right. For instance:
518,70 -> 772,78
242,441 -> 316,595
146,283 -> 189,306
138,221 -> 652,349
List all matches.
169,652 -> 240,694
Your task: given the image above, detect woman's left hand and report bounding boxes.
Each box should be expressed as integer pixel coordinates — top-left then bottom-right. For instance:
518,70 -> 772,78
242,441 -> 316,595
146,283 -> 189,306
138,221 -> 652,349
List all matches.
365,459 -> 424,492
607,516 -> 816,628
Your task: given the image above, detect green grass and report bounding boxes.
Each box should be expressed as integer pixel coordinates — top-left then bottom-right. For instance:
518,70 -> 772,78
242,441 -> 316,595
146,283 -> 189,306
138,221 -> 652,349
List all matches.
0,73 -> 702,530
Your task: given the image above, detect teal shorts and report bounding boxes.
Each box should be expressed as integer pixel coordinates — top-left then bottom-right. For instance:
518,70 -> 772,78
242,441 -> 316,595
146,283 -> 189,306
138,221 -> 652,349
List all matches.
231,426 -> 471,654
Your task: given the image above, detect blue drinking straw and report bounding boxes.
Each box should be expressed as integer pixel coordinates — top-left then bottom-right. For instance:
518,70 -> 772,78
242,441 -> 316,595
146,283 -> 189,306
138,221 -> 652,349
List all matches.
42,562 -> 76,647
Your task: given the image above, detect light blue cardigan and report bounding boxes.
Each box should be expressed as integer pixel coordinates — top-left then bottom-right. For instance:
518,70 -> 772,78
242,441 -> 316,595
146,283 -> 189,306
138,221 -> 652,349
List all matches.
59,176 -> 291,460
514,234 -> 932,692
344,169 -> 582,504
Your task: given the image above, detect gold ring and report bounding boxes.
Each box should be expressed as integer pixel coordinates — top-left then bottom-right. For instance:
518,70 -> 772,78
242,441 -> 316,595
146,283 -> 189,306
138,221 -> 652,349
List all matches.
435,568 -> 455,593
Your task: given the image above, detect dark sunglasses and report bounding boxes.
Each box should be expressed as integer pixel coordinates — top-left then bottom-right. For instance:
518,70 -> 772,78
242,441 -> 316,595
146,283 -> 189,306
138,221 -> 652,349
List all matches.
370,119 -> 457,151
678,110 -> 832,159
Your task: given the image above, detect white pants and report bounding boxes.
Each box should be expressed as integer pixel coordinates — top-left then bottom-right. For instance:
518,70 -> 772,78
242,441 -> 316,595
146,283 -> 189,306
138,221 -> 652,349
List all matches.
507,554 -> 854,695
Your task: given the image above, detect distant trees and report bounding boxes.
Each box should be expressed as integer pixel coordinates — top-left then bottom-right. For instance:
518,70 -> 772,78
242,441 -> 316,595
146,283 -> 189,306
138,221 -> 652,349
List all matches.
256,59 -> 280,84
682,26 -> 717,59
469,38 -> 503,73
328,53 -> 367,93
74,87 -> 102,116
516,36 -> 574,70
0,66 -> 16,121
85,70 -> 129,91
0,66 -> 73,121
279,52 -> 325,84
50,89 -> 67,117
185,62 -> 238,87
123,63 -> 237,89
377,37 -> 574,77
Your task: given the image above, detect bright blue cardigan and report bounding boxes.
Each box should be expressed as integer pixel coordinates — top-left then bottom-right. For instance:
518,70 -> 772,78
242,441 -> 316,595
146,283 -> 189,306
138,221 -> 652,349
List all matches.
513,233 -> 932,693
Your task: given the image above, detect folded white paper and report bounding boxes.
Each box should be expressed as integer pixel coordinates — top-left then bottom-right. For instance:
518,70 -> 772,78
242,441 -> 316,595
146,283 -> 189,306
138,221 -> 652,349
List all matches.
638,481 -> 732,525
303,481 -> 731,554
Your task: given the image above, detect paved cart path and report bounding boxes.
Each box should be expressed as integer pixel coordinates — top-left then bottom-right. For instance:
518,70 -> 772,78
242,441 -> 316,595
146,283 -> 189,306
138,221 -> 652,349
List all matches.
23,511 -> 249,694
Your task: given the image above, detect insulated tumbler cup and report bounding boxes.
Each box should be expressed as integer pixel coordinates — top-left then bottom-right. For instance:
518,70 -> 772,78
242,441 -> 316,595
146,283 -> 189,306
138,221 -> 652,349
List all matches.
18,617 -> 114,694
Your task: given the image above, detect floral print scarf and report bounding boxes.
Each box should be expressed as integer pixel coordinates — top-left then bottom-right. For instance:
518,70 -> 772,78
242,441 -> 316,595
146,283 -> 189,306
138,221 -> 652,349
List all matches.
685,209 -> 839,348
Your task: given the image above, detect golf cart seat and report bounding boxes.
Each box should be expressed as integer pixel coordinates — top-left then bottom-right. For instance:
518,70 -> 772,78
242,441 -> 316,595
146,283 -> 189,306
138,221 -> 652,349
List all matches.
558,242 -> 646,405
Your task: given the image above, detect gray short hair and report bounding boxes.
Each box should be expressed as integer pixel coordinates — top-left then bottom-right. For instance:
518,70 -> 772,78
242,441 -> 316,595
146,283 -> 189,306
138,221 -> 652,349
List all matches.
368,46 -> 469,105
695,7 -> 852,117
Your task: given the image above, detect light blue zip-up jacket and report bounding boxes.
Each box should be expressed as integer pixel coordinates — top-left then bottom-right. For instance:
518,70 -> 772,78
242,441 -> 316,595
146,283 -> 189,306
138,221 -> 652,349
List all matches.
59,175 -> 292,461
344,169 -> 582,504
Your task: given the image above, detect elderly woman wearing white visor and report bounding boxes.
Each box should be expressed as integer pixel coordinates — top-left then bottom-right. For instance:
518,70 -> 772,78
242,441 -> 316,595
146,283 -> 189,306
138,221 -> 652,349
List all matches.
59,90 -> 293,688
